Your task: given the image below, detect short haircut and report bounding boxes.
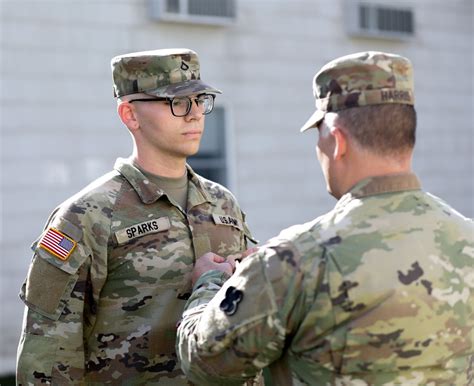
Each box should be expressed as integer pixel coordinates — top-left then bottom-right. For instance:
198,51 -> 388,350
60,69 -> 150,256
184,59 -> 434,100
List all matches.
333,104 -> 417,156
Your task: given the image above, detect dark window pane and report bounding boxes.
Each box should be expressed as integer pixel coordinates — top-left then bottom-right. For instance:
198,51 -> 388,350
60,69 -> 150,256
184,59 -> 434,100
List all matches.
359,4 -> 370,30
377,6 -> 413,33
188,0 -> 235,18
166,0 -> 180,13
188,106 -> 227,186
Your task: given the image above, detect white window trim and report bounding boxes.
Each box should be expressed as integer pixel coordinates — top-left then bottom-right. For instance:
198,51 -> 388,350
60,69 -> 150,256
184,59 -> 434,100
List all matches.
221,101 -> 237,194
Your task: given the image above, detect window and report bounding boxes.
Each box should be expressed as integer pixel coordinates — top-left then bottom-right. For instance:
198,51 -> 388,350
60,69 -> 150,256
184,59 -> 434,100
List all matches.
148,0 -> 236,26
188,106 -> 228,186
345,0 -> 414,40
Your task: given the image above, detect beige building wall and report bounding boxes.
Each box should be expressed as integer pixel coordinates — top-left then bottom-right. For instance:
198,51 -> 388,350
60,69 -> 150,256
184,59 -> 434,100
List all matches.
1,0 -> 472,374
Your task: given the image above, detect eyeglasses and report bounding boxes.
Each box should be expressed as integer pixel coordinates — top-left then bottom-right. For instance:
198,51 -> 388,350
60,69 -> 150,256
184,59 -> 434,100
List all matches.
128,94 -> 215,117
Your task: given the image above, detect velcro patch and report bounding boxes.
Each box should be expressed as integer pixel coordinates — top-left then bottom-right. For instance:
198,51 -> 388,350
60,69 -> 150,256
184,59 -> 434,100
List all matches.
39,228 -> 77,261
212,214 -> 242,231
115,217 -> 171,245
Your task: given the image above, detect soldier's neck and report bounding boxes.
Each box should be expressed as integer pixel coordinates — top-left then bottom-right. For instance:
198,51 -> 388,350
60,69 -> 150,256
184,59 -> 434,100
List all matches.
131,150 -> 187,178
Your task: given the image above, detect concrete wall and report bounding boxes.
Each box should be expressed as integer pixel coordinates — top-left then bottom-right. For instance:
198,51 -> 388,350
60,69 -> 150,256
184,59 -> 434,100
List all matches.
1,0 -> 472,374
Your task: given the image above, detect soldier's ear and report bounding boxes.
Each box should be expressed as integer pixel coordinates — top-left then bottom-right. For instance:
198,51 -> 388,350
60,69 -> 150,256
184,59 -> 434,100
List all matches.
332,127 -> 347,160
117,101 -> 140,132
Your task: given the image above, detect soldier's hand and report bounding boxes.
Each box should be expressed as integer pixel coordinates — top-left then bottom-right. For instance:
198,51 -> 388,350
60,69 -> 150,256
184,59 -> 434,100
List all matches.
227,247 -> 259,266
192,252 -> 235,286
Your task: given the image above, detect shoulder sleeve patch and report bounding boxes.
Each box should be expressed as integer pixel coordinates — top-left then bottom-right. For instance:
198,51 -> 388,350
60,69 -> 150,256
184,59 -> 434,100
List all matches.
39,228 -> 77,261
219,286 -> 244,316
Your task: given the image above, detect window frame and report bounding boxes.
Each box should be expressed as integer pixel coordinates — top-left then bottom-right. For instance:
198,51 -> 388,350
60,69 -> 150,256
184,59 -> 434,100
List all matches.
148,0 -> 237,26
344,0 -> 415,41
188,102 -> 235,191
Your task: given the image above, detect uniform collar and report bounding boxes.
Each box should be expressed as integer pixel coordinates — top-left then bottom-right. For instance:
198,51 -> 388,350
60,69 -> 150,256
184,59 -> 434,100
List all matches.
114,157 -> 215,206
344,172 -> 421,201
186,164 -> 216,207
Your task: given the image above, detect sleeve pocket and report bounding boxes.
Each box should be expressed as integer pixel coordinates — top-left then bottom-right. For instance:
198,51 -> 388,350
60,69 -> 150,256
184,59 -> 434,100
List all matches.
17,333 -> 58,380
20,244 -> 90,321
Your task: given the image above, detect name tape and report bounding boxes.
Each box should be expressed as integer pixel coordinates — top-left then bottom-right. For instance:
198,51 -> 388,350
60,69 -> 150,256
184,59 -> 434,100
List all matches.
115,217 -> 171,245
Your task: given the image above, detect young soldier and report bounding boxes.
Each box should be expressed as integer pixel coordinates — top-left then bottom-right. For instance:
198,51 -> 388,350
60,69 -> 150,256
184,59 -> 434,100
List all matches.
17,48 -> 255,384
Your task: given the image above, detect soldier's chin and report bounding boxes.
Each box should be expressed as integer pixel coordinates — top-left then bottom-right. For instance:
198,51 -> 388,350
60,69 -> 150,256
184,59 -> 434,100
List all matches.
185,146 -> 201,158
327,186 -> 341,200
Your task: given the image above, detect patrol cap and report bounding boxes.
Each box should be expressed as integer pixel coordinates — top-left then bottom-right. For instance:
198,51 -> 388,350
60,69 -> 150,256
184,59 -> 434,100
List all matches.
300,51 -> 415,132
111,48 -> 222,98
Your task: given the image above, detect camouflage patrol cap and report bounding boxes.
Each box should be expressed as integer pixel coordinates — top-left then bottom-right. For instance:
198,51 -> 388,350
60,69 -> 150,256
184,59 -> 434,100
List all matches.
111,48 -> 222,98
300,51 -> 414,132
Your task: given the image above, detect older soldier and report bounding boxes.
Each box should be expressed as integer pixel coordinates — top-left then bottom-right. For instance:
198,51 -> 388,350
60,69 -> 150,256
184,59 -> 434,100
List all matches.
17,49 -> 256,384
177,51 -> 474,385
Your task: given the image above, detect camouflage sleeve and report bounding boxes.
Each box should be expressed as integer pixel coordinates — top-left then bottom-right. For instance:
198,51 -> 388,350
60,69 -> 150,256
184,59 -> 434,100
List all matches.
185,270 -> 231,309
177,240 -> 304,384
16,215 -> 103,384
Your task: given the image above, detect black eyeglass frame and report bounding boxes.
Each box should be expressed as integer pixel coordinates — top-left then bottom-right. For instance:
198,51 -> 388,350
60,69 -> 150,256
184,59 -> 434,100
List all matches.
128,93 -> 215,117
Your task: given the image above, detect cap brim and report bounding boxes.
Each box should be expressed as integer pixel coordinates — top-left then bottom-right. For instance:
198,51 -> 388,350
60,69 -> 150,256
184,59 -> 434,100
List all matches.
300,109 -> 325,132
145,79 -> 222,98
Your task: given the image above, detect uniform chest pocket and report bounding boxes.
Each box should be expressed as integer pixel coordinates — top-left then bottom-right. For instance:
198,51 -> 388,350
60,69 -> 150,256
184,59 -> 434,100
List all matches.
190,213 -> 253,258
108,224 -> 195,293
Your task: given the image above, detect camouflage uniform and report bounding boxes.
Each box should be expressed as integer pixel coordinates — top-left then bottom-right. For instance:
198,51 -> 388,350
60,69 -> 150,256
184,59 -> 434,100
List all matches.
178,173 -> 474,385
17,158 -> 254,384
177,52 -> 474,385
17,49 -> 255,385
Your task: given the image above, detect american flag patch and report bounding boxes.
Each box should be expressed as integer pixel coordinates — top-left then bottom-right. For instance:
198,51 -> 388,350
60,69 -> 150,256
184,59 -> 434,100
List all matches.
39,228 -> 76,261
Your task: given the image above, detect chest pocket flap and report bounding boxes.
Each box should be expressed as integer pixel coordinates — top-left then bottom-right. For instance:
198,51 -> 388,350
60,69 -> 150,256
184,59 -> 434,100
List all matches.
213,212 -> 258,245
